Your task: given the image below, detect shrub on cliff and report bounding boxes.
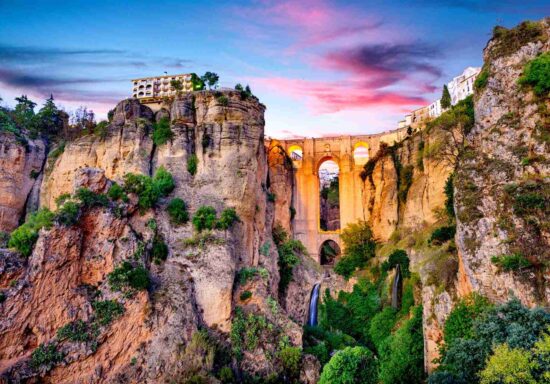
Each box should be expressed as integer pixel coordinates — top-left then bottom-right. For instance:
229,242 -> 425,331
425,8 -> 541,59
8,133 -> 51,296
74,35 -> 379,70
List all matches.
30,343 -> 64,371
217,208 -> 239,230
152,235 -> 169,265
108,261 -> 150,294
55,201 -> 80,226
491,253 -> 532,271
107,182 -> 128,202
192,206 -> 217,232
76,188 -> 109,208
519,52 -> 550,97
167,198 -> 189,224
319,346 -> 378,384
152,117 -> 173,146
8,208 -> 55,256
187,154 -> 198,175
334,221 -> 376,279
123,166 -> 174,211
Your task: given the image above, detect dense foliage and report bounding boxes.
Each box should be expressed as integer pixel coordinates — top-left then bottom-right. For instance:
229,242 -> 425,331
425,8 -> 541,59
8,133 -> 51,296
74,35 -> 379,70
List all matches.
319,346 -> 378,384
334,221 -> 376,278
431,298 -> 550,384
307,260 -> 425,384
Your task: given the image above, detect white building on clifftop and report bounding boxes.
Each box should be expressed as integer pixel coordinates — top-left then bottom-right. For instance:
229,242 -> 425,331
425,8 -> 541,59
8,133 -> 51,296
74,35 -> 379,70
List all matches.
447,66 -> 481,106
131,73 -> 192,101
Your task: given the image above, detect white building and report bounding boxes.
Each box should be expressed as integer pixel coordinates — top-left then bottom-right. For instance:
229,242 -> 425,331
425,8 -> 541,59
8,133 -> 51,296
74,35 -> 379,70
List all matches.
131,74 -> 192,101
428,99 -> 442,118
447,66 -> 481,106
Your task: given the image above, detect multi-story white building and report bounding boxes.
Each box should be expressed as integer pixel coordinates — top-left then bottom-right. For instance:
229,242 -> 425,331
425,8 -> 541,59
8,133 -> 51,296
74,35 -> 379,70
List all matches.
131,74 -> 192,101
428,99 -> 442,118
397,66 -> 481,129
447,66 -> 481,106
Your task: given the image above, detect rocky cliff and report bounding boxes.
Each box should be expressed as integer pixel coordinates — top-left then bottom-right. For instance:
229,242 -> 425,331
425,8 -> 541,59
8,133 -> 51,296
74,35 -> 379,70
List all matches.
0,134 -> 46,233
455,20 -> 550,306
0,91 -> 313,383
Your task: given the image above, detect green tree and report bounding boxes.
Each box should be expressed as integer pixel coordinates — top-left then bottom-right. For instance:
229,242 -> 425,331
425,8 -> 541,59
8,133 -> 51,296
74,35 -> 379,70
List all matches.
201,72 -> 219,90
441,85 -> 451,109
334,221 -> 376,278
190,73 -> 205,91
36,95 -> 63,136
319,346 -> 378,384
13,95 -> 36,129
479,344 -> 536,384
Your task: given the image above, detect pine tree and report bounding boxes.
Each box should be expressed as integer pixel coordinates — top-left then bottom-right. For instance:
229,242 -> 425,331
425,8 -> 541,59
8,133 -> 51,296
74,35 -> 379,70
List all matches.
441,85 -> 451,109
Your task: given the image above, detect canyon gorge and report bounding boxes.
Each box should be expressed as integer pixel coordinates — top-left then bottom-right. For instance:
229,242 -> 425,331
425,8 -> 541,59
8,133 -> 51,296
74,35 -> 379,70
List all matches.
0,18 -> 548,384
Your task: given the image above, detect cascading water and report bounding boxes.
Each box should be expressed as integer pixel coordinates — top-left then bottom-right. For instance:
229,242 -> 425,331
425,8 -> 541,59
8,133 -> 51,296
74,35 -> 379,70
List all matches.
391,264 -> 403,310
307,283 -> 321,326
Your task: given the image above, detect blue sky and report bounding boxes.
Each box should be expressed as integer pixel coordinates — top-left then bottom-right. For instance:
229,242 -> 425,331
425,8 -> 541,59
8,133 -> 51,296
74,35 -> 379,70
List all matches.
0,0 -> 547,137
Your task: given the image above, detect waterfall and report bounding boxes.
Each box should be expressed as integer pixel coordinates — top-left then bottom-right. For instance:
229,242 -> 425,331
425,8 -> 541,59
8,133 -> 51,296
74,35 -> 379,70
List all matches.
391,264 -> 403,310
307,283 -> 321,326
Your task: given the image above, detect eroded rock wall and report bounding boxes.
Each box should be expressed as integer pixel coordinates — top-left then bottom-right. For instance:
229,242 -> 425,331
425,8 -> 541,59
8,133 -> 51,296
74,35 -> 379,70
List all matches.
0,133 -> 46,232
455,20 -> 550,306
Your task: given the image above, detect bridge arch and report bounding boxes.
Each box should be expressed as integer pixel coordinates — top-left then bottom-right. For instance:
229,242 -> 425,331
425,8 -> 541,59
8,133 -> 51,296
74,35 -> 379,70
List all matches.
319,239 -> 341,265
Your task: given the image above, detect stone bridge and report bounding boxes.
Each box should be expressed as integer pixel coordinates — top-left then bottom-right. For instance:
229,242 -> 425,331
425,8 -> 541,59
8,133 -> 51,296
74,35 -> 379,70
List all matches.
275,128 -> 407,263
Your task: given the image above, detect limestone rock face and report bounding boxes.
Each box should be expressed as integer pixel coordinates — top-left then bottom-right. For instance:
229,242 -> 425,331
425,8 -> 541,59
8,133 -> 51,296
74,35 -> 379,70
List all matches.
455,20 -> 550,306
362,155 -> 399,241
267,141 -> 294,233
0,133 -> 46,232
40,99 -> 154,210
1,90 -> 311,382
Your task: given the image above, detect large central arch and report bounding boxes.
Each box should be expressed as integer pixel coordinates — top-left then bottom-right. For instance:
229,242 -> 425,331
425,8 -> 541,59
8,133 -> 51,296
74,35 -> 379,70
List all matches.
276,131 -> 407,263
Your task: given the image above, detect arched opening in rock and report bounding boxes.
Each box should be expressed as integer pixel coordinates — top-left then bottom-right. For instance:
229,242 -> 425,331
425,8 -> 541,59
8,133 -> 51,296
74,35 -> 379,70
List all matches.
288,145 -> 303,161
320,239 -> 341,265
318,159 -> 340,231
353,142 -> 369,166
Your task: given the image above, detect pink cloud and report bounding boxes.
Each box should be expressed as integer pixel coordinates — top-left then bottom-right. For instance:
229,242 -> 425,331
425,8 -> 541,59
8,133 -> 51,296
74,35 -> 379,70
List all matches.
232,0 -> 385,52
254,76 -> 427,114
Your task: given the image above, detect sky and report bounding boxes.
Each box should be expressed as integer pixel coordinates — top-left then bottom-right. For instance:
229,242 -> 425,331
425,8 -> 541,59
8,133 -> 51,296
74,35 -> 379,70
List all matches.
0,1 -> 548,138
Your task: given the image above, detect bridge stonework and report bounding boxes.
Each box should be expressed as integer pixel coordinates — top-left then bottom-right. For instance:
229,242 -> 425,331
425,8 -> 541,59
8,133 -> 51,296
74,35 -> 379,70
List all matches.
276,128 -> 407,263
